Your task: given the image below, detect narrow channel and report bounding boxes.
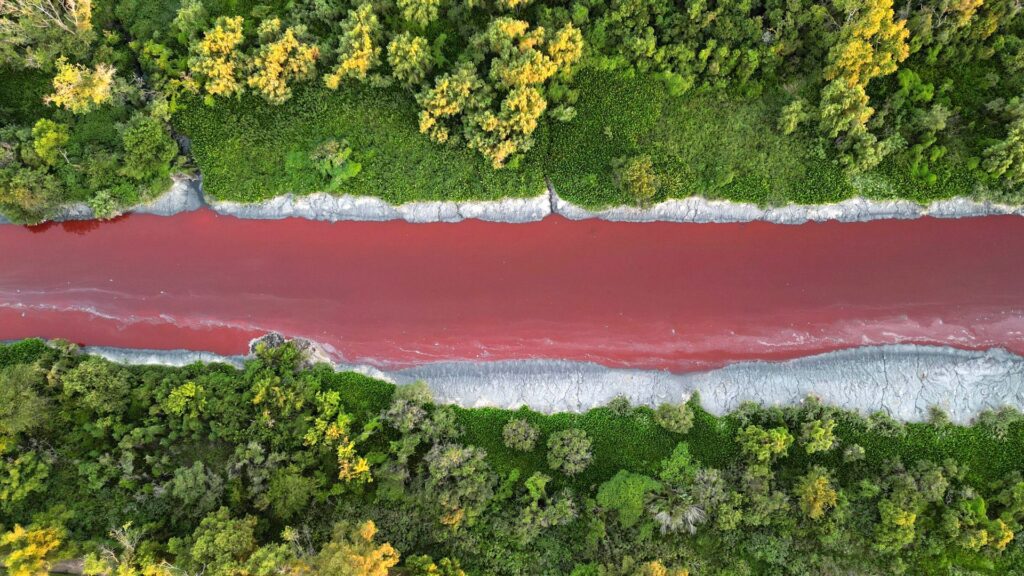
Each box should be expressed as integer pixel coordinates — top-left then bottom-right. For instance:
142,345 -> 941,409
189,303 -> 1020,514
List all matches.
2,210 -> 1023,372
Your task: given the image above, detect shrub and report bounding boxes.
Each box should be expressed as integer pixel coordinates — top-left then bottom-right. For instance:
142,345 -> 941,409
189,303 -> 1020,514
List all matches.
606,395 -> 633,416
800,418 -> 837,454
654,402 -> 694,435
547,428 -> 592,476
596,470 -> 661,528
614,155 -> 658,206
502,418 -> 539,452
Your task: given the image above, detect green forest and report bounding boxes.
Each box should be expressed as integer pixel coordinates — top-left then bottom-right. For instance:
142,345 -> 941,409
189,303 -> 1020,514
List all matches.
1,338 -> 1024,574
2,0 -> 1024,222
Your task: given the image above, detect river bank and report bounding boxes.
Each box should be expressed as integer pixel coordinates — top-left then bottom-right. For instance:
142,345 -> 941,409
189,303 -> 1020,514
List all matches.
83,337 -> 1024,423
3,175 -> 1023,225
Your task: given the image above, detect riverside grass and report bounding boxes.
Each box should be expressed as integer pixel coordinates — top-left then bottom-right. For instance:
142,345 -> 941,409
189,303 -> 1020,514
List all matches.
174,68 -> 988,210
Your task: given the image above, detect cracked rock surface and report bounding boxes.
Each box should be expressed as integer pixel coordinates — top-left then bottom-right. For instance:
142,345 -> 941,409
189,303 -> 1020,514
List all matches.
4,176 -> 1022,225
83,342 -> 1024,423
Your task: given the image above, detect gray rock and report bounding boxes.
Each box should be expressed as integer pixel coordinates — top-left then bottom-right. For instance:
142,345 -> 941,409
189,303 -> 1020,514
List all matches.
133,176 -> 204,216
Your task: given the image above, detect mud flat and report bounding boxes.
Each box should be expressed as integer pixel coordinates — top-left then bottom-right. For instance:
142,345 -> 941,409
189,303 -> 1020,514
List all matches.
83,341 -> 1024,423
5,176 -> 1022,225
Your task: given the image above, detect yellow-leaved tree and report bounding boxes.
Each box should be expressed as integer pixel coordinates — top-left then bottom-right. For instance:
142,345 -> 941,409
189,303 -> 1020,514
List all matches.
190,15 -> 247,99
0,525 -> 62,576
324,3 -> 381,89
44,56 -> 114,114
387,32 -> 432,87
818,0 -> 909,171
248,18 -> 320,105
416,18 -> 583,168
313,520 -> 399,576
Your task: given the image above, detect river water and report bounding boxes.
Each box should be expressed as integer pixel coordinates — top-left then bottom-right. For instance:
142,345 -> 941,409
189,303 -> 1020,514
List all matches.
2,210 -> 1022,372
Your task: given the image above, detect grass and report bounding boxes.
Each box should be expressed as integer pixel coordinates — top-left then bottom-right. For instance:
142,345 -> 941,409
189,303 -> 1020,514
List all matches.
172,83 -> 548,203
175,67 -> 1005,210
0,69 -> 52,125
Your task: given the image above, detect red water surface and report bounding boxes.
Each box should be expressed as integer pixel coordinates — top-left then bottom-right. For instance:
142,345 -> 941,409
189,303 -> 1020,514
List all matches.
2,210 -> 1023,371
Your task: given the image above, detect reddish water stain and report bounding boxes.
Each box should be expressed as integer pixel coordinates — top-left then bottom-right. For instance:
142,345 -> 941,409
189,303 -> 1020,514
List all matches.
1,210 -> 1023,371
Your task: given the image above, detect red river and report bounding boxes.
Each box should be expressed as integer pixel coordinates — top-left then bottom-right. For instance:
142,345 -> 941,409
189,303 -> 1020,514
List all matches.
1,210 -> 1023,372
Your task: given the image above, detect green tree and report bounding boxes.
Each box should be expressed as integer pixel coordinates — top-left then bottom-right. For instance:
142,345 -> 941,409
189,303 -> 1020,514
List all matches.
396,0 -> 442,28
0,364 -> 48,438
119,112 -> 177,184
795,466 -> 838,520
547,428 -> 592,476
30,119 -> 69,167
60,356 -> 132,415
0,0 -> 94,69
423,443 -> 495,528
597,470 -> 662,528
654,401 -> 693,434
502,418 -> 539,451
800,417 -> 837,454
736,425 -> 793,463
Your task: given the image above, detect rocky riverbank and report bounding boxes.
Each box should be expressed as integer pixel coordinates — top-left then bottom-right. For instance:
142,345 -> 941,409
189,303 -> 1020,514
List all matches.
83,336 -> 1024,423
5,175 -> 1022,225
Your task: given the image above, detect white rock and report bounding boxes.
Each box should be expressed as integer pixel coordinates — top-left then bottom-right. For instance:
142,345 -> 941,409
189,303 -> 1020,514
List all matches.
83,342 -> 1024,423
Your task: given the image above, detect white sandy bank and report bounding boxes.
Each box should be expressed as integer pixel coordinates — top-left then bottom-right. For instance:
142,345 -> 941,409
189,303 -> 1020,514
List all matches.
83,340 -> 1024,423
4,176 -> 1021,225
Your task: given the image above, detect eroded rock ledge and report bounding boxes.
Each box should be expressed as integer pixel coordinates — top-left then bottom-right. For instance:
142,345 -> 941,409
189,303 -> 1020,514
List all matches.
84,336 -> 1024,423
5,175 -> 1022,225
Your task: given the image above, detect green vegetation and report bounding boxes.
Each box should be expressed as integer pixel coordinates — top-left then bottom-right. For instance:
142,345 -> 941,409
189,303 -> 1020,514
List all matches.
3,0 -> 1024,221
2,338 -> 1023,574
174,84 -> 546,203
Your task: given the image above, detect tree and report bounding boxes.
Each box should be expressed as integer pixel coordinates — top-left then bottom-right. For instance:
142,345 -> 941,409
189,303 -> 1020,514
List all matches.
247,18 -> 320,105
818,0 -> 910,171
982,98 -> 1024,188
387,32 -> 432,88
324,3 -> 381,88
800,417 -> 837,454
44,56 -> 115,114
417,63 -> 486,144
0,364 -> 48,437
30,119 -> 69,167
0,163 -> 63,224
190,16 -> 247,99
119,112 -> 177,184
795,466 -> 838,520
396,0 -> 441,28
0,450 -> 50,506
169,461 -> 224,518
0,0 -> 94,68
502,418 -> 539,451
597,470 -> 662,528
187,508 -> 258,576
0,525 -> 61,576
423,443 -> 495,528
60,356 -> 132,415
547,428 -> 592,476
615,155 -> 659,206
314,520 -> 399,576
736,425 -> 793,463
416,18 -> 584,167
405,555 -> 466,576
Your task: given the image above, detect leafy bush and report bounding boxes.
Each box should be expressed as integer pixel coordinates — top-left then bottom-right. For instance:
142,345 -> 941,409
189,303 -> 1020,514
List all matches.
547,428 -> 593,476
502,418 -> 539,452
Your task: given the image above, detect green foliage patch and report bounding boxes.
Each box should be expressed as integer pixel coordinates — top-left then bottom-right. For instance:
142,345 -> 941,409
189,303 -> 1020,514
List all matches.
174,84 -> 547,203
